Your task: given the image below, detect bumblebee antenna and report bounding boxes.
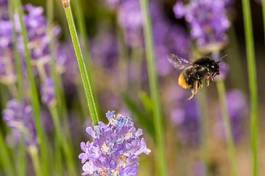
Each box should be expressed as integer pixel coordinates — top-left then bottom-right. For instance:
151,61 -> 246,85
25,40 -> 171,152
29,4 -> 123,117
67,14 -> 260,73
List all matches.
219,54 -> 228,61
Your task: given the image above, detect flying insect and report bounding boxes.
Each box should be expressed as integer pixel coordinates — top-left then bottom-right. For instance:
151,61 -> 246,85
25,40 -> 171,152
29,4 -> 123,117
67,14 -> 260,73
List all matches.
168,54 -> 220,100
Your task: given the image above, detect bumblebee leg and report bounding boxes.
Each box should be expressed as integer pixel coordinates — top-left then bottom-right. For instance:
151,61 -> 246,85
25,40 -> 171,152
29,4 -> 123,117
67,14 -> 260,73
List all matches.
206,78 -> 210,87
199,80 -> 203,89
188,89 -> 195,100
188,81 -> 199,100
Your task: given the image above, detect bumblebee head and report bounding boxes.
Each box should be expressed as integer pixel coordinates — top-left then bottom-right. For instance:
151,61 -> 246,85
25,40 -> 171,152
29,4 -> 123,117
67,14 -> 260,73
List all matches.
208,60 -> 220,75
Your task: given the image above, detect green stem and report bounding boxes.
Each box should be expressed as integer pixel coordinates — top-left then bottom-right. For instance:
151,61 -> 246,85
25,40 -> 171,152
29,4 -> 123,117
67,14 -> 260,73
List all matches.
0,133 -> 15,176
72,0 -> 99,119
28,146 -> 42,176
14,0 -> 49,175
50,107 -> 76,176
197,90 -> 209,175
62,2 -> 99,124
241,0 -> 259,175
139,0 -> 167,175
9,0 -> 23,100
216,81 -> 238,176
17,141 -> 26,176
213,52 -> 238,176
47,0 -> 68,119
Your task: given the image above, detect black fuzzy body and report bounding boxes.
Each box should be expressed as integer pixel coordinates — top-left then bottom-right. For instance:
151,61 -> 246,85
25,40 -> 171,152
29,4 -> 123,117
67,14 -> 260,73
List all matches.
182,58 -> 220,88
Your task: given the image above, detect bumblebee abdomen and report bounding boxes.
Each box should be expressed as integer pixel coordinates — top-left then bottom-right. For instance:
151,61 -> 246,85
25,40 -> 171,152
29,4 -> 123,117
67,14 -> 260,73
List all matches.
178,72 -> 190,89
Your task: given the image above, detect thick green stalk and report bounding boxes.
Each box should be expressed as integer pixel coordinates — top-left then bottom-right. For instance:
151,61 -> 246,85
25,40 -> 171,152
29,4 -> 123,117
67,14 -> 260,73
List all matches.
216,81 -> 238,176
62,1 -> 99,124
241,0 -> 259,175
139,0 -> 167,175
14,0 -> 49,175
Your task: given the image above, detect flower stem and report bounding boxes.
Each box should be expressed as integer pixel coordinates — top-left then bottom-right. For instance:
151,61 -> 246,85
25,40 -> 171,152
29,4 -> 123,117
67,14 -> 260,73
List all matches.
9,0 -> 23,101
197,90 -> 209,175
71,0 -> 99,118
216,81 -> 238,176
14,0 -> 49,175
28,146 -> 42,176
241,0 -> 259,175
0,133 -> 15,176
139,0 -> 167,175
50,107 -> 77,176
17,140 -> 26,176
62,1 -> 99,124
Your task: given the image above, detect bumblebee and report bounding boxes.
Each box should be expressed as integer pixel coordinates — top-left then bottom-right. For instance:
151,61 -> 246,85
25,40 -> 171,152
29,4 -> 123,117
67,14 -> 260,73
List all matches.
168,54 -> 220,100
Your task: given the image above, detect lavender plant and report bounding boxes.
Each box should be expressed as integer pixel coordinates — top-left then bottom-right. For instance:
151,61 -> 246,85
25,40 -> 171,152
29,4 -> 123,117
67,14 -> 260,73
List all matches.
79,111 -> 150,175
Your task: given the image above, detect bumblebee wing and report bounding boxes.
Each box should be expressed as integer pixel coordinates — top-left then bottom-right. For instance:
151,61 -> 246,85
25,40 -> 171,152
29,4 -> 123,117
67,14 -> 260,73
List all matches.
168,54 -> 191,70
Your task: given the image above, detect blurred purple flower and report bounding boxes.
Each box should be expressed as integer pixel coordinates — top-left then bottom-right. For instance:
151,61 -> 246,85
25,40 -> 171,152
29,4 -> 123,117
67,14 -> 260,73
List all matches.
41,77 -> 56,107
91,31 -> 119,70
215,90 -> 248,142
16,4 -> 60,66
79,111 -> 150,175
3,99 -> 37,146
56,42 -> 78,89
172,99 -> 201,147
118,0 -> 143,47
0,0 -> 8,20
154,23 -> 191,76
0,9 -> 16,85
174,0 -> 230,52
167,84 -> 201,147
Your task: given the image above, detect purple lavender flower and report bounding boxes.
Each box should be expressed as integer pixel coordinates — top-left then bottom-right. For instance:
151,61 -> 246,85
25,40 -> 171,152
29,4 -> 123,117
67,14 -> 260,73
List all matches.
15,4 -> 60,66
3,99 -> 37,146
90,31 -> 119,70
166,84 -> 201,147
41,77 -> 56,107
104,0 -> 123,9
153,21 -> 191,76
0,12 -> 16,85
118,0 -> 143,47
0,0 -> 8,20
214,90 -> 248,142
173,0 -> 230,52
79,111 -> 150,175
172,99 -> 201,147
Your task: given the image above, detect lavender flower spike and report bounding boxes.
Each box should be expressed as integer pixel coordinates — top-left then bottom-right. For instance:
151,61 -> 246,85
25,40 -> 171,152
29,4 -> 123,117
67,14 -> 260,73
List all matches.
174,0 -> 230,52
79,111 -> 150,176
3,99 -> 37,146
